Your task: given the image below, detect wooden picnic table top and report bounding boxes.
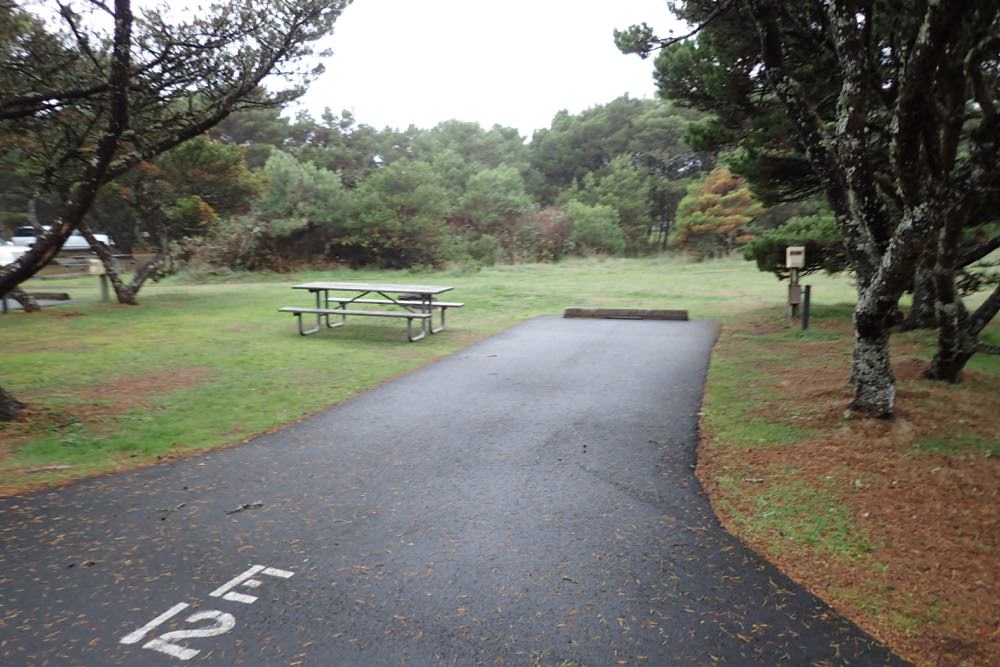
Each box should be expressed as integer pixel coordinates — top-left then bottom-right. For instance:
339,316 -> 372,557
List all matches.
292,281 -> 454,295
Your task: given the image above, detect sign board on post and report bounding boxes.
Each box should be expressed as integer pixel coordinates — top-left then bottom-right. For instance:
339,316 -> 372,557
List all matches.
785,246 -> 805,269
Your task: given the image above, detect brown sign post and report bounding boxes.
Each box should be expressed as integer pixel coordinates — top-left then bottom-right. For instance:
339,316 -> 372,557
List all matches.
786,246 -> 805,318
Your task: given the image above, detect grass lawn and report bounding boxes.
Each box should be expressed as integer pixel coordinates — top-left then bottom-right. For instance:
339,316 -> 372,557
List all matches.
2,255 -> 997,666
0,255 -> 855,492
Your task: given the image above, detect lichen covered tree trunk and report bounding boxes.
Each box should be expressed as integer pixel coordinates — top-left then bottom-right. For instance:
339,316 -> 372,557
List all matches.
849,296 -> 896,418
925,284 -> 1000,381
925,216 -> 968,381
904,254 -> 937,330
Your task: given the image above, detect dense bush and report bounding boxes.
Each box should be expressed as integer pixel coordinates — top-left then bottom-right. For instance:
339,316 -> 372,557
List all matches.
742,211 -> 848,279
257,150 -> 349,237
564,155 -> 655,256
566,201 -> 625,256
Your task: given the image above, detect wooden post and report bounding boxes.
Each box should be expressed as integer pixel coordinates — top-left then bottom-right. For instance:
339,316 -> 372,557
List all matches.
802,285 -> 811,330
788,267 -> 800,318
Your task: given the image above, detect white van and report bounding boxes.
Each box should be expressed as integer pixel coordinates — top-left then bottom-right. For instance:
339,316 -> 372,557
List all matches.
11,226 -> 114,250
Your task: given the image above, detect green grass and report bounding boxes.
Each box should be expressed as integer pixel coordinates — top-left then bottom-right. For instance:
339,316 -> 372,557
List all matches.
0,256 -> 856,488
915,433 -> 1000,457
722,475 -> 875,562
7,254 -> 997,493
701,341 -> 814,449
828,585 -> 933,637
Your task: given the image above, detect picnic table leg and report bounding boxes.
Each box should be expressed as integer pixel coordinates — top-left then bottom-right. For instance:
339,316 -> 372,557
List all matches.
327,295 -> 347,329
314,289 -> 325,331
407,316 -> 427,342
295,312 -> 321,336
423,294 -> 444,335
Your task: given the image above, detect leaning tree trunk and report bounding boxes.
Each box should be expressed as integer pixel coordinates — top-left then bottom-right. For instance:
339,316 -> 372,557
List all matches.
925,284 -> 1000,381
5,288 -> 41,313
79,225 -> 171,305
0,386 -> 25,422
0,0 -> 132,298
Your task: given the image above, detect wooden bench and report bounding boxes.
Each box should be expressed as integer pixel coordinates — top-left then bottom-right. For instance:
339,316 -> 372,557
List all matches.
278,306 -> 432,342
326,297 -> 464,333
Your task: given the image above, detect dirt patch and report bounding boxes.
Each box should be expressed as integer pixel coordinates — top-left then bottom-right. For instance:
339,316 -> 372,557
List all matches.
699,315 -> 1000,667
0,367 -> 213,494
0,367 -> 211,451
87,367 -> 212,415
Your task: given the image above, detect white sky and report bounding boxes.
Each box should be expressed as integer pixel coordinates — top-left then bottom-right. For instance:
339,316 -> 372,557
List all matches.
294,0 -> 685,137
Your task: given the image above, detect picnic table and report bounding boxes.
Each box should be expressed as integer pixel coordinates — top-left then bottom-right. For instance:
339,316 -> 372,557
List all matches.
280,281 -> 462,342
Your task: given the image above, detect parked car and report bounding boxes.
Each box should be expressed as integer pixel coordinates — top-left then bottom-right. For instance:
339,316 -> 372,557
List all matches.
10,225 -> 114,250
10,226 -> 39,247
0,242 -> 28,266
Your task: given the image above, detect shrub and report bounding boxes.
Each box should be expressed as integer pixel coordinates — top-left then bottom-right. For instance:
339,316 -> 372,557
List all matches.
566,200 -> 625,256
671,166 -> 762,258
742,212 -> 846,279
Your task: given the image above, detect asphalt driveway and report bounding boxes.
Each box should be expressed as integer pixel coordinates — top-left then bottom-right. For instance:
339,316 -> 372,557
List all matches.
0,316 -> 905,665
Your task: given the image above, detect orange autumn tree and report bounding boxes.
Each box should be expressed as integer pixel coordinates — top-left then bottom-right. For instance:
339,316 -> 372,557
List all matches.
670,166 -> 762,258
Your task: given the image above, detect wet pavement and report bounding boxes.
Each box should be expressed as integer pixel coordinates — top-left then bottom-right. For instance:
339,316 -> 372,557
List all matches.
0,316 -> 905,665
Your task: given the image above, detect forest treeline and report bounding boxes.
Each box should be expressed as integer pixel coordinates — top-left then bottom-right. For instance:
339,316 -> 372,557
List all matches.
4,94 -> 819,273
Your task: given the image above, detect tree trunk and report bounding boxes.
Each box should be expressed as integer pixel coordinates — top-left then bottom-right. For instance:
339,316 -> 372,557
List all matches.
926,223 -> 966,381
0,0 -> 132,298
0,386 -> 25,422
923,202 -> 978,382
78,225 -> 138,305
925,284 -> 1000,381
78,225 -> 171,305
6,288 -> 41,313
849,299 -> 896,418
903,253 -> 937,330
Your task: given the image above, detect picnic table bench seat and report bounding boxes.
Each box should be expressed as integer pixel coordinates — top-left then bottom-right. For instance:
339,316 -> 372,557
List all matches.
325,297 -> 463,332
325,297 -> 465,308
279,306 -> 431,341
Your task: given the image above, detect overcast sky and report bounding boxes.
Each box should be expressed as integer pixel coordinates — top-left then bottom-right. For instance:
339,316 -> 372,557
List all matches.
293,0 -> 685,137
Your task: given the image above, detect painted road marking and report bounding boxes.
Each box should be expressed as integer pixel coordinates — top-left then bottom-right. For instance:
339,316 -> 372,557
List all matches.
119,564 -> 295,661
119,602 -> 190,645
209,564 -> 295,604
143,610 -> 236,661
209,564 -> 266,604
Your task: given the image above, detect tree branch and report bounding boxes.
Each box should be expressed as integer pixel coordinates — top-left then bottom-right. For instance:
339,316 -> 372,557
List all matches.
959,235 -> 1000,268
968,283 -> 1000,338
892,0 -> 966,206
829,0 -> 893,250
0,0 -> 133,295
743,0 -> 876,281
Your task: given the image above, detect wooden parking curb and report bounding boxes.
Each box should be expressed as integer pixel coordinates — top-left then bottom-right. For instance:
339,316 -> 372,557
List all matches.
563,307 -> 689,321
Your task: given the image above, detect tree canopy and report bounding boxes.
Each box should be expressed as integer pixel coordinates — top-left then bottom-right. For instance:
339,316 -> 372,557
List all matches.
0,0 -> 351,296
618,0 -> 1000,416
0,0 -> 351,419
